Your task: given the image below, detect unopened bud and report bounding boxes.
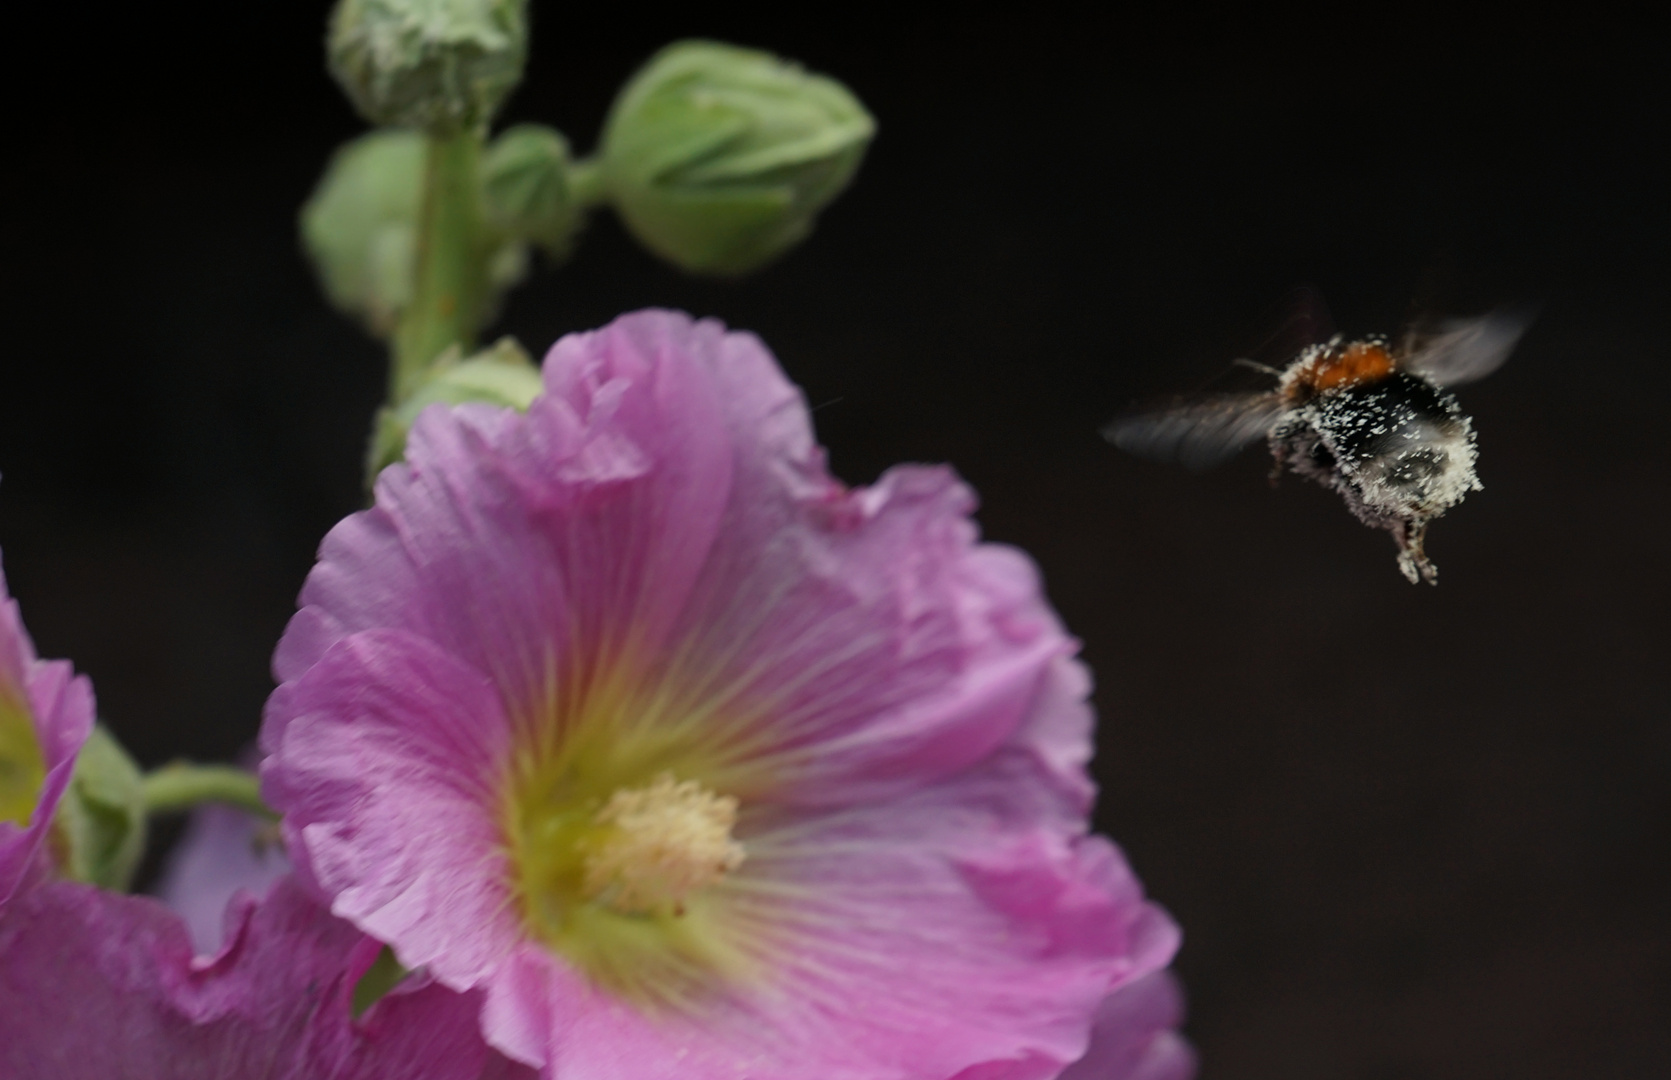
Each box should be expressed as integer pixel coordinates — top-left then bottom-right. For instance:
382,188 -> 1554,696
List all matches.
301,131 -> 529,338
328,0 -> 528,133
600,40 -> 874,276
483,124 -> 584,258
300,131 -> 423,336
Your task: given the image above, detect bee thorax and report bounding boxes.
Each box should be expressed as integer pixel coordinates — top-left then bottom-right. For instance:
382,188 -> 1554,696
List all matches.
1279,337 -> 1397,402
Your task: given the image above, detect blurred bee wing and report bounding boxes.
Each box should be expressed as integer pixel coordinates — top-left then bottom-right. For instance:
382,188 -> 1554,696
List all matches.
1255,285 -> 1336,362
1103,393 -> 1286,471
1403,307 -> 1533,386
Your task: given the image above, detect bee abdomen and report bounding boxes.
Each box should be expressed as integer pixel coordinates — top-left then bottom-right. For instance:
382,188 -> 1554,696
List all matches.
1319,373 -> 1460,464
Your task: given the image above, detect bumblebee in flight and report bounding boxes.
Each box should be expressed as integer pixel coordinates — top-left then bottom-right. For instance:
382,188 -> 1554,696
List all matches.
1106,306 -> 1528,583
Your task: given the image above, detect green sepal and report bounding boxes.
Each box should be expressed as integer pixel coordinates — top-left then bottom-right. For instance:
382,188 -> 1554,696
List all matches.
52,724 -> 147,892
369,336 -> 544,477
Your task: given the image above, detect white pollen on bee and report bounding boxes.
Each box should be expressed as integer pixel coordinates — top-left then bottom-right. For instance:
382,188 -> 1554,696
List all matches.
582,773 -> 746,916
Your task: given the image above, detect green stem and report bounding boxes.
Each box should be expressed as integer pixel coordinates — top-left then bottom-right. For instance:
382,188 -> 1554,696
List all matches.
391,130 -> 490,401
142,762 -> 276,820
568,157 -> 607,210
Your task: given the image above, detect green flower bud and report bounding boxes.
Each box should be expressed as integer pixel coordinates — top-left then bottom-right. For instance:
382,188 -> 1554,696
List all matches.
369,336 -> 544,476
328,0 -> 528,133
52,725 -> 146,892
301,130 -> 528,338
300,131 -> 423,336
600,40 -> 875,276
482,124 -> 584,258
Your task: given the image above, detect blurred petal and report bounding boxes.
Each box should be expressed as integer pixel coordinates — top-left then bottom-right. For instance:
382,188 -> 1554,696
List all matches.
1058,972 -> 1197,1080
154,800 -> 290,955
0,875 -> 534,1079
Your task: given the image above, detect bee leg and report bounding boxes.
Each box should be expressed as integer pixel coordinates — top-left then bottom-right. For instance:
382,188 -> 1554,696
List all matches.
1393,519 -> 1438,585
1266,439 -> 1288,486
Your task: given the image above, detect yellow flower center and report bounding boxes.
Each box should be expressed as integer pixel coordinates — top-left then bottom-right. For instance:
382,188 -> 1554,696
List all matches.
499,662 -> 773,1010
581,773 -> 746,915
0,693 -> 46,828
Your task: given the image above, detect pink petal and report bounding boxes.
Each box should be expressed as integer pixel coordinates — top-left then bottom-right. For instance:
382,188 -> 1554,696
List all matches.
263,629 -> 522,988
0,876 -> 535,1079
273,314 -> 740,727
663,465 -> 1079,807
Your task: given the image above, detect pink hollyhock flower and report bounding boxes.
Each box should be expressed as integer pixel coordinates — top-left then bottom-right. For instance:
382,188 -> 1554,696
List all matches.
0,874 -> 535,1079
262,310 -> 1188,1079
0,557 -> 94,909
155,799 -> 292,954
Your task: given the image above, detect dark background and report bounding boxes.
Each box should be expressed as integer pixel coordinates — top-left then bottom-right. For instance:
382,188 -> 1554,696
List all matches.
3,7 -> 1666,1078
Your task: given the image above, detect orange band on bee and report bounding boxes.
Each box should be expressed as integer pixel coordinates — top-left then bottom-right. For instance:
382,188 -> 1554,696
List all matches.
1286,341 -> 1396,399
